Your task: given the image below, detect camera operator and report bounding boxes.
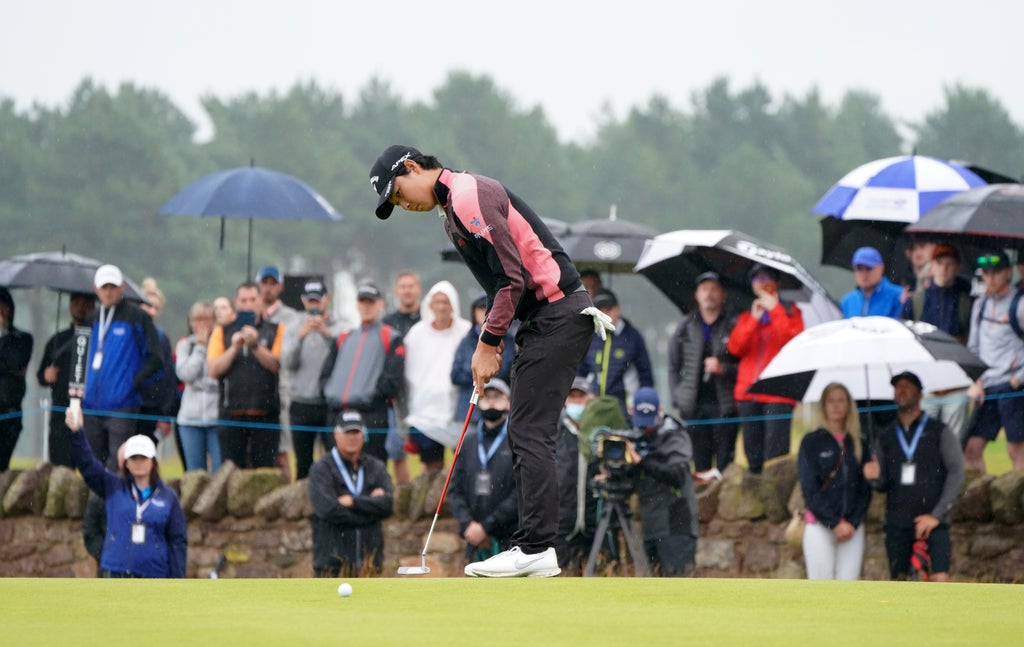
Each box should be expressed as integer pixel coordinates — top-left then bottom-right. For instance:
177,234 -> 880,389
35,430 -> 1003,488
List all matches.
621,387 -> 698,576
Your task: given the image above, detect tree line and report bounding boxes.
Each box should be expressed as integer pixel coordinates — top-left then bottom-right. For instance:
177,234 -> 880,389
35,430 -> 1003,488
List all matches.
2,72 -> 1023,341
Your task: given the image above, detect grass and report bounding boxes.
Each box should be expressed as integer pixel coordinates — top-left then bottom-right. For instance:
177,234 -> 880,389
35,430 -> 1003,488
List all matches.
3,577 -> 1023,646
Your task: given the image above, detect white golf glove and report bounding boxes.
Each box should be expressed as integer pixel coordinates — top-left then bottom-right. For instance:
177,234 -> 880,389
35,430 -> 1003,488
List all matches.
581,306 -> 615,340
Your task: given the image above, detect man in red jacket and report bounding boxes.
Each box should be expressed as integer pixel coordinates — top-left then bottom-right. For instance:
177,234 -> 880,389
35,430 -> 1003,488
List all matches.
727,264 -> 804,474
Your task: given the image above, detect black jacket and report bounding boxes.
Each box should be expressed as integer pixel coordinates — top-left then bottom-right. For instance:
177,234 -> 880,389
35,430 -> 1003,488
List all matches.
797,428 -> 871,529
634,418 -> 698,540
0,325 -> 33,411
873,413 -> 964,527
668,310 -> 737,419
446,419 -> 518,543
308,449 -> 393,574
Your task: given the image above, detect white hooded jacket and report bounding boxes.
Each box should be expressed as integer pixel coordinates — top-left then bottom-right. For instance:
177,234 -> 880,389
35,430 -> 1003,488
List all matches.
403,280 -> 471,445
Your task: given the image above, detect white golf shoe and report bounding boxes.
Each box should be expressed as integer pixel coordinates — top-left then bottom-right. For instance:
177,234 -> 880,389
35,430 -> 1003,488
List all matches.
464,546 -> 561,578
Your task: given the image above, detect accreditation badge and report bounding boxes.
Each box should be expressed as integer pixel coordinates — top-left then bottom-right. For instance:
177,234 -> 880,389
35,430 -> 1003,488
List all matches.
91,351 -> 103,371
131,523 -> 146,545
901,462 -> 916,486
474,471 -> 492,496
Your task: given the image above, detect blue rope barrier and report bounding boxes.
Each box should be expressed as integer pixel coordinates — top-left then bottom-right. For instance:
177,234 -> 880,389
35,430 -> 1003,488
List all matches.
5,387 -> 1024,432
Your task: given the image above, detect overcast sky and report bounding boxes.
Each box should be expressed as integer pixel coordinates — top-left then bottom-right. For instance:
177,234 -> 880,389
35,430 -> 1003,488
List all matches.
2,0 -> 1020,143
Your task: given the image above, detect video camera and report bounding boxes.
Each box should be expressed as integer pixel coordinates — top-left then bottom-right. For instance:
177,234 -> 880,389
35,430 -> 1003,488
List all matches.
589,427 -> 644,498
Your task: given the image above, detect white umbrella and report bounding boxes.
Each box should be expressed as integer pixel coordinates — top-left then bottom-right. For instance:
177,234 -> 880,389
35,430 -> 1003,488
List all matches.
747,317 -> 986,403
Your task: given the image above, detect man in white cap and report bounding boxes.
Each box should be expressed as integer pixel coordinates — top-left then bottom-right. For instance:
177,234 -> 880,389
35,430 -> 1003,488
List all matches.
83,264 -> 162,469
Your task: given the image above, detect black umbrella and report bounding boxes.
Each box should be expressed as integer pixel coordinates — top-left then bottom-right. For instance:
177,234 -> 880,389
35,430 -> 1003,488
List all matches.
633,229 -> 841,327
905,184 -> 1024,250
0,251 -> 146,301
157,163 -> 342,278
559,216 -> 659,274
439,217 -> 570,262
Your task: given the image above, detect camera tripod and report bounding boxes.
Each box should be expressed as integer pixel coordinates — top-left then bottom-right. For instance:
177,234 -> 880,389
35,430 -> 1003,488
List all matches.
583,485 -> 651,577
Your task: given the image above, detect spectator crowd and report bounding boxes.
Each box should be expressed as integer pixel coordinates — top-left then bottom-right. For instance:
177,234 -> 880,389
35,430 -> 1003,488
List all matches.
2,238 -> 1023,582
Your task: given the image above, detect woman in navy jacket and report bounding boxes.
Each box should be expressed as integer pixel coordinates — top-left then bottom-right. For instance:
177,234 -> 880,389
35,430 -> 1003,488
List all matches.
68,408 -> 187,578
797,382 -> 872,580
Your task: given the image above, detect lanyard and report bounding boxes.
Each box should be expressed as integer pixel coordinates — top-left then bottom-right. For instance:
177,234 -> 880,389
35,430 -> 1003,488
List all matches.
896,413 -> 928,462
131,484 -> 155,523
331,448 -> 364,496
598,334 -> 612,397
477,420 -> 509,469
96,305 -> 116,352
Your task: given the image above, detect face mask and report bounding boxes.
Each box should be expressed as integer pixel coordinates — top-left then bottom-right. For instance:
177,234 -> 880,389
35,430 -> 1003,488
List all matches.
565,403 -> 586,421
480,407 -> 508,423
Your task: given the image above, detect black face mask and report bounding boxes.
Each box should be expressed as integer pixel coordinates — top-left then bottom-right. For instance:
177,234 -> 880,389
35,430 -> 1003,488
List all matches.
480,407 -> 508,423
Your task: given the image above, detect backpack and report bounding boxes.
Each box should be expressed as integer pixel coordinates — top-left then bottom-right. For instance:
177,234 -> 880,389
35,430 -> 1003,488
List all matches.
976,288 -> 1024,339
576,395 -> 629,462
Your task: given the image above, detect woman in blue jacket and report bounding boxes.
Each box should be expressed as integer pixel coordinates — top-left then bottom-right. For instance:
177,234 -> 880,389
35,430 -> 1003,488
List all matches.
797,382 -> 872,580
68,408 -> 187,578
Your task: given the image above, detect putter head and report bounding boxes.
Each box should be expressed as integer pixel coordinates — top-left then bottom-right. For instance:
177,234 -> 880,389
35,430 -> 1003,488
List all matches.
397,554 -> 430,575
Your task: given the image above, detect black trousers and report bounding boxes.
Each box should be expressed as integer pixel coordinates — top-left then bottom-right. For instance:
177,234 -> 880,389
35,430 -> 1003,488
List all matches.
218,413 -> 281,468
736,400 -> 792,474
690,400 -> 739,472
508,291 -> 594,553
85,411 -> 139,470
0,411 -> 22,472
47,412 -> 75,468
290,402 -> 332,481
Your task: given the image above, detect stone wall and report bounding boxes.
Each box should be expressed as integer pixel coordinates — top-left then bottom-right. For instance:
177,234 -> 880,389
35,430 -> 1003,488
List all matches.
2,458 -> 1023,581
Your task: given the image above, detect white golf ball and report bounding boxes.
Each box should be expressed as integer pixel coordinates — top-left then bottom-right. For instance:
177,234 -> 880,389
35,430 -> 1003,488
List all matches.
337,582 -> 353,597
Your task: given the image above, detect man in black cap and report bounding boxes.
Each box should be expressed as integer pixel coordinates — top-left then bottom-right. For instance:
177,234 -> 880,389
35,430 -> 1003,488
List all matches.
447,379 -> 518,564
308,410 -> 394,577
281,280 -> 344,480
668,271 -> 738,480
864,371 -> 964,582
369,145 -> 610,577
964,252 -> 1024,472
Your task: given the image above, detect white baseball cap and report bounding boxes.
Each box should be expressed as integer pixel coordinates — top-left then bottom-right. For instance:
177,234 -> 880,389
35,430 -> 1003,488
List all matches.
123,434 -> 157,459
93,264 -> 124,288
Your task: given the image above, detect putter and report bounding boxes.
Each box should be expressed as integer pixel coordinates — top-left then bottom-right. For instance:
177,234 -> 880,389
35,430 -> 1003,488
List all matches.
397,389 -> 479,575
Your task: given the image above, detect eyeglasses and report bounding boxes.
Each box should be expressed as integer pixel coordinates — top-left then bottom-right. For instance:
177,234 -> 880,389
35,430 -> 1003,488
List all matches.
976,255 -> 1005,267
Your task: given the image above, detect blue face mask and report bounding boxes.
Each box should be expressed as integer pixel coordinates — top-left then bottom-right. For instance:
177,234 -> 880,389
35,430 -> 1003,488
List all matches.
565,403 -> 586,421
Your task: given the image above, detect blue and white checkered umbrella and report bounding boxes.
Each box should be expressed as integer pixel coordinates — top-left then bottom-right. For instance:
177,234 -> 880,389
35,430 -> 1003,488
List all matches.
813,155 -> 986,223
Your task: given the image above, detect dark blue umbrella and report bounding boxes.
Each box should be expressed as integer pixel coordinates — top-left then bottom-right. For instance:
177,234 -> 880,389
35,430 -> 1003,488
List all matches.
157,164 -> 342,277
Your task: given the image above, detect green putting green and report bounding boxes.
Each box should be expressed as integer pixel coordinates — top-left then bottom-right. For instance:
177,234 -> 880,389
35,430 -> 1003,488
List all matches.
4,577 -> 1022,646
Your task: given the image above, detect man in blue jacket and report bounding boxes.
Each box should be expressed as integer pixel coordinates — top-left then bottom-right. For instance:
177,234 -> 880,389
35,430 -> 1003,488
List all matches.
840,247 -> 904,319
84,265 -> 162,469
577,289 -> 654,420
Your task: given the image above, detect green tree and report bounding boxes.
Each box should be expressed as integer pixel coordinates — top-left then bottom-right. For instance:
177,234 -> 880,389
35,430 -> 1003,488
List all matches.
913,85 -> 1024,179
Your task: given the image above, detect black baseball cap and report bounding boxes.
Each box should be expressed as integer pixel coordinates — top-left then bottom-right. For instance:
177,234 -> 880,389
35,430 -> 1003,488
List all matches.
336,410 -> 365,432
890,371 -> 923,391
369,145 -> 421,220
695,271 -> 722,287
593,289 -> 618,310
356,283 -> 384,301
302,280 -> 327,300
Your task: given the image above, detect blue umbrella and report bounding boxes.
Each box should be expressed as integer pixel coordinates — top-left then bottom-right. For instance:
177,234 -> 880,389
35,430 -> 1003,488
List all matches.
157,164 -> 342,277
812,155 -> 987,273
813,155 -> 986,223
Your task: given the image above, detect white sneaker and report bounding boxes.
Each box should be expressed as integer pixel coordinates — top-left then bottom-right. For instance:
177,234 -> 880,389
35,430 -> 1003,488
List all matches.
464,546 -> 561,578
